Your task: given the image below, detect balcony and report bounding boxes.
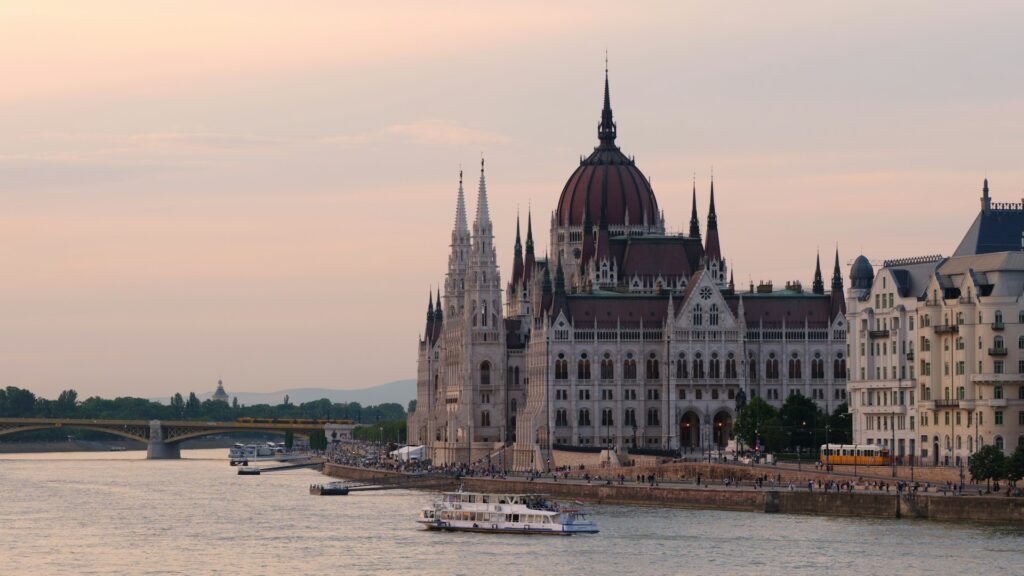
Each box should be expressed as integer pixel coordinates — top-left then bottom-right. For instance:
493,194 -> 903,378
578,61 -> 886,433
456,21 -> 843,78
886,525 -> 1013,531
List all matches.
971,373 -> 1022,383
988,347 -> 1008,357
934,399 -> 960,409
933,325 -> 959,334
868,329 -> 890,339
993,321 -> 1005,331
906,351 -> 915,360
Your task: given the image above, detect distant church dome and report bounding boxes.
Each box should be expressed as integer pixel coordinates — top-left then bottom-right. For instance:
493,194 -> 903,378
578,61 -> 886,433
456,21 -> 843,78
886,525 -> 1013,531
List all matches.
555,69 -> 658,229
849,255 -> 874,289
212,379 -> 229,402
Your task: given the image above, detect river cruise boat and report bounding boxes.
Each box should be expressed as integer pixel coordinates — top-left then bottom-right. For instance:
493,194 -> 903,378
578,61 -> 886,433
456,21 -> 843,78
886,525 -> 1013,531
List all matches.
418,492 -> 599,535
228,442 -> 306,465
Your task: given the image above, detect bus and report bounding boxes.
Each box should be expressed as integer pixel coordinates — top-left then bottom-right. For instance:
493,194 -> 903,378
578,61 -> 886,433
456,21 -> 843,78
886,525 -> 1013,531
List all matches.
819,443 -> 891,466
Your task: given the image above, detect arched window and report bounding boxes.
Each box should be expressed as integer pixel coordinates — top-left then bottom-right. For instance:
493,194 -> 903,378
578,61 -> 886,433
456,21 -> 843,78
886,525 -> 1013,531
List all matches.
693,352 -> 705,379
481,301 -> 488,327
623,353 -> 637,380
789,353 -> 802,380
676,353 -> 688,379
709,353 -> 721,379
481,411 -> 491,427
600,353 -> 614,380
601,408 -> 614,426
725,353 -> 737,379
812,353 -> 824,379
578,409 -> 591,427
693,303 -> 703,326
646,408 -> 660,426
555,353 -> 568,380
646,353 -> 660,380
767,354 -> 780,380
578,353 -> 591,380
957,386 -> 965,400
834,354 -> 846,379
956,435 -> 962,450
749,353 -> 757,379
996,436 -> 1005,451
555,409 -> 568,427
480,361 -> 491,386
995,335 -> 1005,350
709,304 -> 719,326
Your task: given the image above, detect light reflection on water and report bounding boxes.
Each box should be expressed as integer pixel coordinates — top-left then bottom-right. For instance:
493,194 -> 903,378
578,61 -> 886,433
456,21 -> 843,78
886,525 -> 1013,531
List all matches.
1,449 -> 1022,576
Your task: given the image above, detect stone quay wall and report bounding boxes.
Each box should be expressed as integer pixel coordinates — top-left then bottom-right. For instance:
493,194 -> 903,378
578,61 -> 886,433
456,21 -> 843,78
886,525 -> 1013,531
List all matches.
322,464 -> 1024,524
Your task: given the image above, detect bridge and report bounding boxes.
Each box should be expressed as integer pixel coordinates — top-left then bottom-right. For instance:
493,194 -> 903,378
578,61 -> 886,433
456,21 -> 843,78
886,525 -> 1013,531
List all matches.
0,418 -> 337,459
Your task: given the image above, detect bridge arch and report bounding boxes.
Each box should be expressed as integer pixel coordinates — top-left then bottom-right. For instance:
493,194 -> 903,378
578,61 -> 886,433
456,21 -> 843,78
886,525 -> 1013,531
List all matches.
0,423 -> 149,444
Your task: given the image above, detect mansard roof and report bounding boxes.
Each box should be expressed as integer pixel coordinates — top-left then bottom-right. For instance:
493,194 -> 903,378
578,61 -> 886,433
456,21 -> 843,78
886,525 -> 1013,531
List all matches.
955,207 -> 1024,256
725,292 -> 834,324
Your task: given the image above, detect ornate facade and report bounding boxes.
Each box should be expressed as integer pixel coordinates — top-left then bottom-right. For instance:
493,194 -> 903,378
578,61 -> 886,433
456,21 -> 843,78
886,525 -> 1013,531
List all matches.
409,71 -> 848,470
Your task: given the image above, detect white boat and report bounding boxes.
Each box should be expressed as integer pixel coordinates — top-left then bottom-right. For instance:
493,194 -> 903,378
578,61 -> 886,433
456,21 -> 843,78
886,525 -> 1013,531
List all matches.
418,492 -> 599,535
228,442 -> 307,465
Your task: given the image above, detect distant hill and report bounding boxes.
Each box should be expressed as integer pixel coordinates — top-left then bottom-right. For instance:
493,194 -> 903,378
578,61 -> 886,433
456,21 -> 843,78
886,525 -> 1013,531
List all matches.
155,379 -> 415,407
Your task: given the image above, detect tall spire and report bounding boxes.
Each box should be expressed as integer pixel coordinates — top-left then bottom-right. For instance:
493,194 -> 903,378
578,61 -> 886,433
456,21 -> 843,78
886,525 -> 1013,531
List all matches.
689,180 -> 701,239
555,257 -> 566,295
704,177 -> 722,262
982,177 -> 991,211
434,289 -> 443,323
832,247 -> 843,289
454,168 -> 468,237
512,212 -> 524,285
474,157 -> 491,231
524,209 -> 536,282
597,55 -> 617,147
812,251 -> 824,295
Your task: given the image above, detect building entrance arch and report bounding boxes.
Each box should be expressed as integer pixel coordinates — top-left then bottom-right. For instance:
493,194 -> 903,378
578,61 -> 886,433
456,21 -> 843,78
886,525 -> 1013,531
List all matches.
679,412 -> 700,450
712,411 -> 733,449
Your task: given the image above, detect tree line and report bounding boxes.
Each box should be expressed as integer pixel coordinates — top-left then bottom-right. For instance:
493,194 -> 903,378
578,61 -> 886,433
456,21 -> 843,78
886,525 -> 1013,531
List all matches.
734,394 -> 852,453
969,444 -> 1024,491
0,386 -> 406,424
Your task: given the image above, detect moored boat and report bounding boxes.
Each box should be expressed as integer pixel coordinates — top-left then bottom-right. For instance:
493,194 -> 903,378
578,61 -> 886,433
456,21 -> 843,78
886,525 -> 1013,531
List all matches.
418,492 -> 598,535
310,481 -> 350,496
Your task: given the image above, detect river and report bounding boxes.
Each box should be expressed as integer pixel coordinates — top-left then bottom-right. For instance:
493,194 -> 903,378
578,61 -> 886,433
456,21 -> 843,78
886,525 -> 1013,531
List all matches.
1,449 -> 1021,575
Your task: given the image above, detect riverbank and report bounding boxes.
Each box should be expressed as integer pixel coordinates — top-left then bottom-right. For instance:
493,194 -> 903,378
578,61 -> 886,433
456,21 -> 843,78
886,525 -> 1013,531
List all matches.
322,463 -> 1024,524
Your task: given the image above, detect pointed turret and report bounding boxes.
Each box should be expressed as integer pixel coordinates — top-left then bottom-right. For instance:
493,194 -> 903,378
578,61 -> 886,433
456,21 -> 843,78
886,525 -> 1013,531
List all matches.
597,56 -> 617,148
831,247 -> 846,318
445,169 -> 472,316
511,213 -> 524,285
689,181 -> 701,239
524,210 -> 536,282
982,177 -> 991,212
555,257 -> 566,295
704,178 -> 721,262
432,289 -> 443,341
812,251 -> 825,295
473,157 -> 491,235
425,291 -> 435,341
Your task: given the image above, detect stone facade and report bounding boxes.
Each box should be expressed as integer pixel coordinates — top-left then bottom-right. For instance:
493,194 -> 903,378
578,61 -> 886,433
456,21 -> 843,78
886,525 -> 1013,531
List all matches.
411,71 -> 847,470
848,179 -> 1024,464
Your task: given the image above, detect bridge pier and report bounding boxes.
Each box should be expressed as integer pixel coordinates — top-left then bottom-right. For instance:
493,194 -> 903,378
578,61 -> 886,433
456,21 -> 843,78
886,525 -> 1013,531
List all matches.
147,420 -> 181,460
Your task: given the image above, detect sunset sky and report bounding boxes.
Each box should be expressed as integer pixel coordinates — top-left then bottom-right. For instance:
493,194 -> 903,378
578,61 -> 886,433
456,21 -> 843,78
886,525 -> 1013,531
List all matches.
2,1 -> 1023,399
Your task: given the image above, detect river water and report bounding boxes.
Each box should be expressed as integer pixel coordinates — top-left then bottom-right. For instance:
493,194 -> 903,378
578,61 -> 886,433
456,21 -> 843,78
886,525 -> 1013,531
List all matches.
1,449 -> 1022,575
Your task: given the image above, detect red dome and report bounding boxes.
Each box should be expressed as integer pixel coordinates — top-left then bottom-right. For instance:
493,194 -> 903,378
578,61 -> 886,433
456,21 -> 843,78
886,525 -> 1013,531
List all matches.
556,146 -> 658,228
555,69 -> 659,228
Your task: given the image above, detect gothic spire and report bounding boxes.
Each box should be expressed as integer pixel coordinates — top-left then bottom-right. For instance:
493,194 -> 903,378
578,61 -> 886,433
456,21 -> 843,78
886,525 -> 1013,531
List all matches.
704,177 -> 721,262
434,289 -> 443,323
982,177 -> 992,211
427,291 -> 434,322
473,157 -> 491,231
812,251 -> 825,295
689,180 -> 701,239
524,209 -> 536,282
555,256 -> 566,295
707,177 -> 718,230
832,247 -> 843,289
597,56 -> 617,147
454,168 -> 468,237
512,212 -> 524,284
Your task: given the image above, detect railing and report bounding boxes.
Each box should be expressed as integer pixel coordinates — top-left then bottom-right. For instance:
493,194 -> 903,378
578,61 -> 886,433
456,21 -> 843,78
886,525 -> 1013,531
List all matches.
992,321 -> 1005,331
869,329 -> 890,339
906,351 -> 915,360
988,347 -> 1008,356
934,325 -> 959,334
934,399 -> 960,408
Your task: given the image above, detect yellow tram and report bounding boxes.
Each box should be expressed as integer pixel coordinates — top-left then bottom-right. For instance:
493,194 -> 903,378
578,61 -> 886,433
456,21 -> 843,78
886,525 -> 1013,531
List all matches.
819,443 -> 892,466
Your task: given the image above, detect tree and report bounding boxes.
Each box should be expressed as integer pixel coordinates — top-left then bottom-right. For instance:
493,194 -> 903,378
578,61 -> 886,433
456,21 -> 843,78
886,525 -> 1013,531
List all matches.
1005,444 -> 1024,487
779,393 -> 818,449
170,393 -> 185,418
185,392 -> 202,418
56,389 -> 78,416
827,402 -> 852,445
970,444 -> 1006,491
3,387 -> 37,417
734,396 -> 778,449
